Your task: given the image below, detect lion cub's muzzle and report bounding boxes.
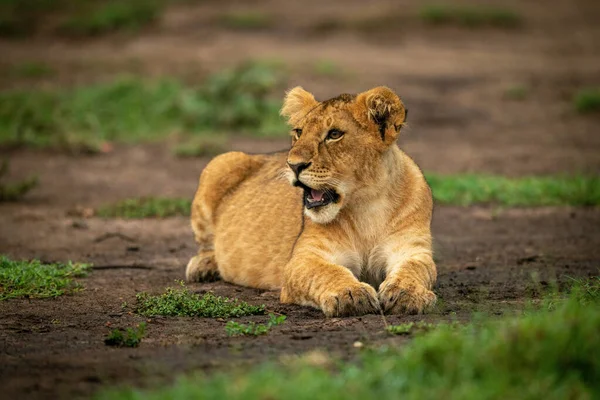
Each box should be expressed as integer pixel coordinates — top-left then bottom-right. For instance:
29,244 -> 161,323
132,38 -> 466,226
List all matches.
293,180 -> 340,210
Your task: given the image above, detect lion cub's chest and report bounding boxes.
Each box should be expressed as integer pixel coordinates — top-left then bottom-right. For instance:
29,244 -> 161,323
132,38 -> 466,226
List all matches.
325,248 -> 387,287
324,199 -> 393,286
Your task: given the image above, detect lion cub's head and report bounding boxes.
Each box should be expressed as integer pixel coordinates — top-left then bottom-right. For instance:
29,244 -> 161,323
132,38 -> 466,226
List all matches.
280,86 -> 407,224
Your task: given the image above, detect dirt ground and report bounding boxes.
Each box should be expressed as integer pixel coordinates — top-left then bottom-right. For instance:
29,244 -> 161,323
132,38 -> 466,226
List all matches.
1,0 -> 599,399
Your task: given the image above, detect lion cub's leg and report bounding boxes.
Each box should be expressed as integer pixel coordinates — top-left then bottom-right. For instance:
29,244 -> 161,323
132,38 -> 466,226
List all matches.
377,237 -> 437,314
186,208 -> 219,282
281,246 -> 380,317
186,251 -> 219,282
186,151 -> 266,283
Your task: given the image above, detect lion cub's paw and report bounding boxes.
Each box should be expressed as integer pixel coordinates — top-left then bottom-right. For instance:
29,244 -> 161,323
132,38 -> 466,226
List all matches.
320,282 -> 380,317
185,252 -> 220,282
378,278 -> 436,315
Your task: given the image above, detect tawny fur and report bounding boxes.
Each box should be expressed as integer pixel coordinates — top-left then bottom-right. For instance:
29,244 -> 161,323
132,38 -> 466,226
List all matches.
186,86 -> 437,317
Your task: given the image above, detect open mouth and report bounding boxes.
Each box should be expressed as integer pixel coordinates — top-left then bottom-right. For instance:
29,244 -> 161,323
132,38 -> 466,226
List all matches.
294,181 -> 340,209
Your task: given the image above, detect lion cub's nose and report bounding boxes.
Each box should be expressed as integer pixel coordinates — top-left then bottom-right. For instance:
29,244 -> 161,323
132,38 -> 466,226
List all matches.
287,161 -> 311,177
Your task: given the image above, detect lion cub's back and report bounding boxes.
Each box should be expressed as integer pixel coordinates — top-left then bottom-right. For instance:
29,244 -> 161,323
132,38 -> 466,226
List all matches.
213,152 -> 304,289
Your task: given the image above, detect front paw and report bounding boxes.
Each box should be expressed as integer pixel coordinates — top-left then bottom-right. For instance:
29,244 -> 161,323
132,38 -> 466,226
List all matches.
320,282 -> 380,317
378,278 -> 436,315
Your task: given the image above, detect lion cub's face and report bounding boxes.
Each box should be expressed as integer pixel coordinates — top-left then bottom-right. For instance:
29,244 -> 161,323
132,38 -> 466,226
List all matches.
280,86 -> 407,224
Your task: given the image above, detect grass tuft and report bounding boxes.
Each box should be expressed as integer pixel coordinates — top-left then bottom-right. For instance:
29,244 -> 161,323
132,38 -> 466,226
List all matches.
0,0 -> 161,38
135,282 -> 266,318
0,62 -> 286,150
98,277 -> 600,399
11,61 -> 55,78
387,321 -> 436,335
420,6 -> 522,28
225,314 -> 286,336
574,88 -> 600,113
0,255 -> 91,300
58,0 -> 160,37
426,174 -> 600,206
566,276 -> 600,306
96,198 -> 191,219
504,85 -> 528,100
0,160 -> 38,202
105,323 -> 146,348
216,11 -> 274,30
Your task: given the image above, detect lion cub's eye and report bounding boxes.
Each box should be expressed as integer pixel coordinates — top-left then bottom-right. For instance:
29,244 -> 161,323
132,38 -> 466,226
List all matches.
292,128 -> 302,139
327,129 -> 344,141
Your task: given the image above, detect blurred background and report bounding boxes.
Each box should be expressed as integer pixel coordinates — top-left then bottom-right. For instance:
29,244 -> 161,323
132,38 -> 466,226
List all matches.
1,0 -> 599,186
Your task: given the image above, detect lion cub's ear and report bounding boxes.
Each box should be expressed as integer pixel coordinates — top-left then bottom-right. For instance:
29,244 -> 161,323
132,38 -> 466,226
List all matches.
280,86 -> 319,126
353,86 -> 407,144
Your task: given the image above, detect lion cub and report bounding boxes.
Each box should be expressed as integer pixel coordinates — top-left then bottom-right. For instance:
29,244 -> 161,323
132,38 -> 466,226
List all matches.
186,86 -> 437,317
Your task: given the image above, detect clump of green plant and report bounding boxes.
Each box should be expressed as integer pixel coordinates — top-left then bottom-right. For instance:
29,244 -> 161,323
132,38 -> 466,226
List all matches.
96,197 -> 191,218
573,88 -> 600,113
504,85 -> 528,100
225,314 -> 286,336
182,61 -> 286,136
58,0 -> 160,37
135,282 -> 265,318
98,277 -> 600,399
173,136 -> 228,158
0,255 -> 91,300
0,62 -> 287,150
387,321 -> 436,335
11,61 -> 54,78
420,6 -> 522,28
216,11 -> 274,30
0,160 -> 38,202
565,276 -> 600,306
0,78 -> 182,148
0,0 -> 161,38
105,323 -> 147,348
426,174 -> 600,206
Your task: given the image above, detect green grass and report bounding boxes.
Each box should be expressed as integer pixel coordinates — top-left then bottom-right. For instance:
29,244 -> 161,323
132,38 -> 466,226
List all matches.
105,323 -> 147,348
0,160 -> 38,202
504,85 -> 528,100
58,0 -> 160,37
420,6 -> 522,28
574,88 -> 600,113
0,0 -> 162,38
0,62 -> 286,149
387,321 -> 436,335
426,174 -> 600,206
96,197 -> 191,218
225,314 -> 286,337
0,255 -> 91,300
97,278 -> 600,399
134,282 -> 266,318
216,11 -> 274,30
173,136 -> 229,158
10,61 -> 55,78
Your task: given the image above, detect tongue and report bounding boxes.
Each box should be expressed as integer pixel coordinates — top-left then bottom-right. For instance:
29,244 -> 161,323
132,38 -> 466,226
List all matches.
310,189 -> 324,202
